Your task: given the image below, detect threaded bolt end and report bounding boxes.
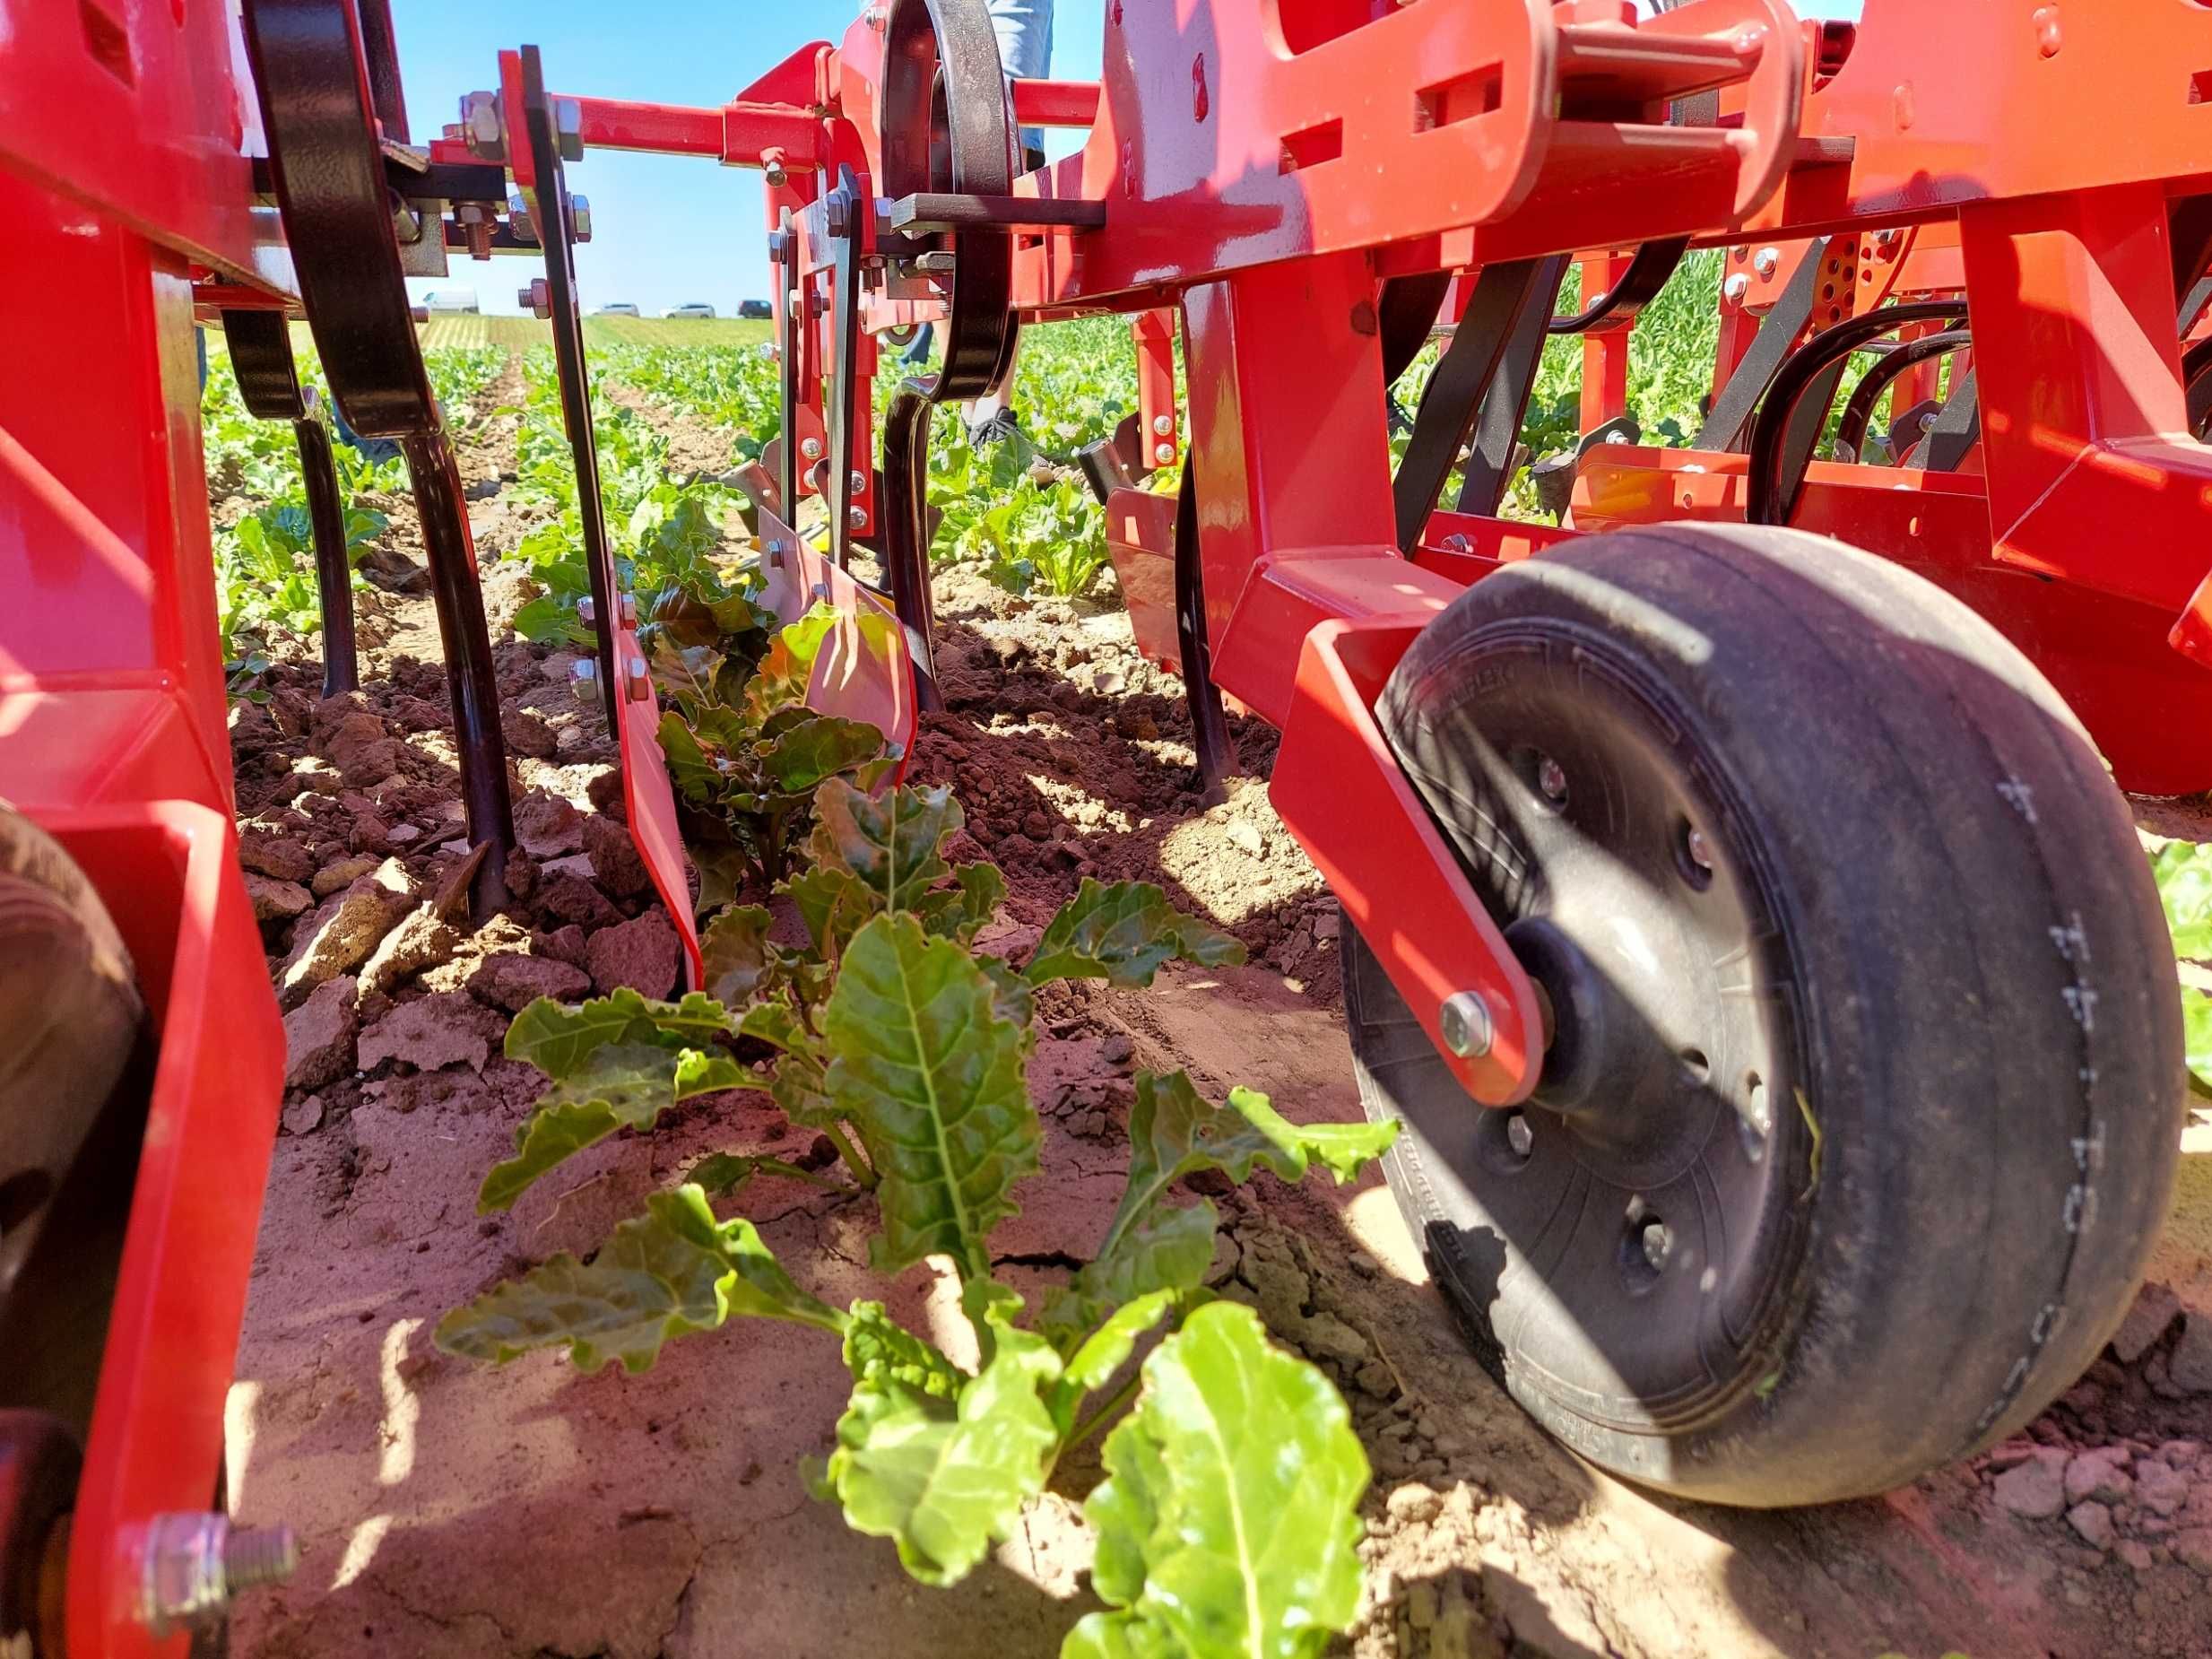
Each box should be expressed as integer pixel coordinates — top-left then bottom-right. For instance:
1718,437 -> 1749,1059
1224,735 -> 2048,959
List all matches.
222,1525 -> 299,1593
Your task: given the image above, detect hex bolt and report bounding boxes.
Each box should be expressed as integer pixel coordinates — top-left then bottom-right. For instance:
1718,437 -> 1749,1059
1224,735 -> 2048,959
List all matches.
1505,1112 -> 1533,1159
1537,755 -> 1568,804
137,1513 -> 299,1636
810,582 -> 829,601
847,506 -> 868,529
577,595 -> 596,624
1152,442 -> 1175,465
1639,1220 -> 1672,1273
519,278 -> 551,319
1437,991 -> 1494,1059
460,90 -> 504,161
507,192 -> 536,245
1151,413 -> 1175,437
390,195 -> 422,245
555,97 -> 585,162
570,195 -> 593,243
762,538 -> 786,568
617,593 -> 638,627
800,436 -> 824,461
1685,826 -> 1713,873
625,655 -> 651,702
760,147 -> 789,188
1747,1076 -> 1772,1137
1722,273 -> 1750,303
1440,533 -> 1472,555
1752,246 -> 1781,279
569,657 -> 598,700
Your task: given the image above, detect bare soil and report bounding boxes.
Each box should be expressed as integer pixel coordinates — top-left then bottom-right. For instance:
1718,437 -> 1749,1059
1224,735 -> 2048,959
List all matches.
221,374 -> 2212,1659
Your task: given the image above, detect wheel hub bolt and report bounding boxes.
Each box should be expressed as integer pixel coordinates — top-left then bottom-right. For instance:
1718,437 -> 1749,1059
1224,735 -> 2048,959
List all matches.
1686,827 -> 1713,873
1748,1078 -> 1771,1135
1505,1113 -> 1533,1159
1537,756 -> 1568,804
1640,1220 -> 1672,1272
1437,991 -> 1494,1058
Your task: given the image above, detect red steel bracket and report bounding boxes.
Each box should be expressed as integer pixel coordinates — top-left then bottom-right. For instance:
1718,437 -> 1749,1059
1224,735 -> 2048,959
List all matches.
609,612 -> 704,988
50,803 -> 285,1659
1254,562 -> 1542,1107
752,508 -> 918,777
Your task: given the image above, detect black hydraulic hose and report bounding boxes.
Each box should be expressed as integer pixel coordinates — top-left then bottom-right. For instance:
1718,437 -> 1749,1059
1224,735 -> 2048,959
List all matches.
1547,238 -> 1690,335
1835,329 -> 1972,462
2184,334 -> 2212,440
1745,300 -> 1967,525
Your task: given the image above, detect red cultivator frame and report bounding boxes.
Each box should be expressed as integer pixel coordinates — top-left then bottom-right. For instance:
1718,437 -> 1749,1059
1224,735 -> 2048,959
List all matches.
3,0 -> 2207,1651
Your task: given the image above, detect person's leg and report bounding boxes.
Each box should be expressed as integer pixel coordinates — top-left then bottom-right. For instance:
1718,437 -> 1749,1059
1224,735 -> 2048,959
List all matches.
963,0 -> 1052,429
985,0 -> 1052,168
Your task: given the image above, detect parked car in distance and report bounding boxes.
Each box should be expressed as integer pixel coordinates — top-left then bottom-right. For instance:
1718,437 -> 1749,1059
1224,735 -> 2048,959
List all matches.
594,302 -> 640,317
737,300 -> 773,319
422,288 -> 478,313
664,302 -> 716,319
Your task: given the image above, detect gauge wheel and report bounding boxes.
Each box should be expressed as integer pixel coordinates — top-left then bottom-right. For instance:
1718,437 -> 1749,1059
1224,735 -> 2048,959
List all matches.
1,805 -> 144,1310
1342,522 -> 2184,1506
0,1411 -> 77,1656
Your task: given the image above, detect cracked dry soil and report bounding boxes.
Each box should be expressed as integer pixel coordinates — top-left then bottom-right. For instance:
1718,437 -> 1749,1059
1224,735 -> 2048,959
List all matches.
221,357 -> 2212,1659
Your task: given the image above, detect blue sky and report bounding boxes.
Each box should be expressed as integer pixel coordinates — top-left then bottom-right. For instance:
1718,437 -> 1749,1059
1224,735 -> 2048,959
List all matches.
394,0 -> 1860,317
394,0 -> 1105,316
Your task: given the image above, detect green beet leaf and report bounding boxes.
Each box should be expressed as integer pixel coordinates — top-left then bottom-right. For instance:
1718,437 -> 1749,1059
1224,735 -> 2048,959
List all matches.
741,603 -> 838,723
1038,1074 -> 1396,1351
782,863 -> 874,958
1066,1302 -> 1369,1659
822,914 -> 1039,1280
843,1301 -> 964,1402
736,997 -> 842,1128
759,715 -> 888,794
914,862 -> 1007,945
1048,1290 -> 1179,1438
656,709 -> 721,802
689,1151 -> 840,1197
1119,1072 -> 1397,1225
976,955 -> 1037,1031
700,904 -> 779,1005
437,1186 -> 845,1374
808,778 -> 962,915
826,1312 -> 1062,1586
479,1043 -> 746,1212
1025,879 -> 1245,987
1038,1200 -> 1216,1355
505,986 -> 734,1078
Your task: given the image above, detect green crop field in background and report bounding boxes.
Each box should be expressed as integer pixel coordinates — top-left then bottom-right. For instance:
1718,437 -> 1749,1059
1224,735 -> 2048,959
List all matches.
416,314 -> 772,350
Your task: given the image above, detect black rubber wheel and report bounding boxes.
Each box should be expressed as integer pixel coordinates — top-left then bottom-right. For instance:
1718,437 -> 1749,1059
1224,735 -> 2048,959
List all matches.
1,805 -> 150,1432
0,807 -> 143,1303
1344,522 -> 2184,1506
0,1411 -> 78,1655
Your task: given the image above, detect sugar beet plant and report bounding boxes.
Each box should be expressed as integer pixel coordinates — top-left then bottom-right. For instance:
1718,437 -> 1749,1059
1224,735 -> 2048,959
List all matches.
438,622 -> 1397,1655
200,342 -> 503,668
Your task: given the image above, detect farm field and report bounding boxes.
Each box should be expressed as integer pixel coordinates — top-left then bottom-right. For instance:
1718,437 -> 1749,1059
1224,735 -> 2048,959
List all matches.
205,289 -> 2212,1659
414,313 -> 774,350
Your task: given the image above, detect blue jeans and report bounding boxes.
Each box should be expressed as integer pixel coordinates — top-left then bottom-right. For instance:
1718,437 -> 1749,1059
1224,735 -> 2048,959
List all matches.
987,0 -> 1053,160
